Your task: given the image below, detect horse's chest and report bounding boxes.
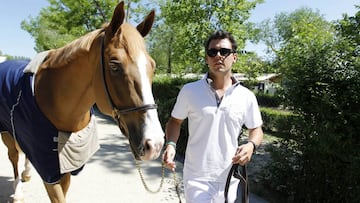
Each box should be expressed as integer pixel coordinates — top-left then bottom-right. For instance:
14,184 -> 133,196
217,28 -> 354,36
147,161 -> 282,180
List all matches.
0,60 -> 99,183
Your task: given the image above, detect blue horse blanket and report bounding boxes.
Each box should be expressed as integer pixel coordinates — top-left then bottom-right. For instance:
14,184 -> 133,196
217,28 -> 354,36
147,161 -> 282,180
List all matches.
0,60 -> 99,183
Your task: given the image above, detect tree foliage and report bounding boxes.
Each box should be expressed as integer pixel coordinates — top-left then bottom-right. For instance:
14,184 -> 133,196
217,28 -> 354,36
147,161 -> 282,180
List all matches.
21,0 -> 147,52
335,5 -> 360,45
151,0 -> 264,74
0,50 -> 30,60
20,0 -> 265,75
252,7 -> 332,57
262,7 -> 360,202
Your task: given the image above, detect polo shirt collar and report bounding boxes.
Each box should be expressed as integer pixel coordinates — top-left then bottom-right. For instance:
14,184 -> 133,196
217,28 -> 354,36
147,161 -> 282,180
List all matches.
203,72 -> 241,87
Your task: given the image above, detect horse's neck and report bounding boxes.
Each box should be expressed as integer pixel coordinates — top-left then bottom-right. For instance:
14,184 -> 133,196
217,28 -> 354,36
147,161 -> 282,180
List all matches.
35,54 -> 98,132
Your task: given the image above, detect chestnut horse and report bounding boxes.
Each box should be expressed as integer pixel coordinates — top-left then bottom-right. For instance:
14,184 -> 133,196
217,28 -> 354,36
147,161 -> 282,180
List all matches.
0,2 -> 164,202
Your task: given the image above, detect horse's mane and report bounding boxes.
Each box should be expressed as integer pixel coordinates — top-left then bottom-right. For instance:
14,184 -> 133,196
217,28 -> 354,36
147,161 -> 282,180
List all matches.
41,29 -> 104,69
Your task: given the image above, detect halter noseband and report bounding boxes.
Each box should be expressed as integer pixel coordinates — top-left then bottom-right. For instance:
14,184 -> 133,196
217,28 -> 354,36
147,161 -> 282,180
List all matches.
100,37 -> 157,121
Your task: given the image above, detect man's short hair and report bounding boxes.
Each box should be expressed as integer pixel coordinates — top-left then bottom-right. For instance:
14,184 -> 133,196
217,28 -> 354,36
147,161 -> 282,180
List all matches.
205,30 -> 238,52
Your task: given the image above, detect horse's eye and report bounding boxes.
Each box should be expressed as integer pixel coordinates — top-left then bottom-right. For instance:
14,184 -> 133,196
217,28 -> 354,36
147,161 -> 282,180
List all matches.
109,61 -> 123,73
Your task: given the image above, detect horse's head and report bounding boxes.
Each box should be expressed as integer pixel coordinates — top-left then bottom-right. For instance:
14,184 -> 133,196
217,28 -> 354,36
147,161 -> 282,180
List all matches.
97,2 -> 164,160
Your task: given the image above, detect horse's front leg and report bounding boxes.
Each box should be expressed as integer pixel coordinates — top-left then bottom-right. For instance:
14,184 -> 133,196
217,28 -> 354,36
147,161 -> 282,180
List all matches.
1,132 -> 19,179
1,131 -> 25,203
44,173 -> 71,203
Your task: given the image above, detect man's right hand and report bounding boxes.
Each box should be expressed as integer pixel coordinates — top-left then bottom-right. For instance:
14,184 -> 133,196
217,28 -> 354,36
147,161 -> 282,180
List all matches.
162,144 -> 176,171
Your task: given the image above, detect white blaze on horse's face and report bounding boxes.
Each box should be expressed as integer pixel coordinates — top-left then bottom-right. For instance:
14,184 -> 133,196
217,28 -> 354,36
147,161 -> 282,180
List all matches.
102,3 -> 164,161
136,52 -> 164,160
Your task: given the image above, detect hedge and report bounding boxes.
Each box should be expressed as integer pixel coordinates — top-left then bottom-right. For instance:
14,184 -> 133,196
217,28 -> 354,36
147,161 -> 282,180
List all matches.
260,107 -> 301,139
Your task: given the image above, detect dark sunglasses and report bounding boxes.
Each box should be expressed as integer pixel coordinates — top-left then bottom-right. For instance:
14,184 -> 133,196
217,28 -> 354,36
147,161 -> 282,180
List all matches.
206,48 -> 235,57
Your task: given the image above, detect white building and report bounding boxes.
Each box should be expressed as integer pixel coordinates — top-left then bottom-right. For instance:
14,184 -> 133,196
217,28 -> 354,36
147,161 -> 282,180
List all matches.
0,56 -> 6,63
233,73 -> 281,95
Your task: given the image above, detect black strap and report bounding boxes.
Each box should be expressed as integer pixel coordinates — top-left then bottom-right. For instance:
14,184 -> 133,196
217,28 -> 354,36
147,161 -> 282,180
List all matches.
224,164 -> 249,203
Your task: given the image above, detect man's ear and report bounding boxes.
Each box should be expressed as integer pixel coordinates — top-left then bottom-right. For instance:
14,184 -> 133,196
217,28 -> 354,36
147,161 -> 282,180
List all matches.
233,53 -> 238,63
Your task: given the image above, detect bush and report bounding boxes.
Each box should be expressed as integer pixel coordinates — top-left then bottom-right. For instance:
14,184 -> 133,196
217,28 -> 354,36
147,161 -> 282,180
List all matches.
256,93 -> 281,107
260,107 -> 301,139
263,10 -> 360,202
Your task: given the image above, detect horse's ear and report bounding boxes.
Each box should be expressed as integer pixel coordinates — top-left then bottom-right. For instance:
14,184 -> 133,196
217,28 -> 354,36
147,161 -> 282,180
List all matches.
108,1 -> 125,37
136,10 -> 155,37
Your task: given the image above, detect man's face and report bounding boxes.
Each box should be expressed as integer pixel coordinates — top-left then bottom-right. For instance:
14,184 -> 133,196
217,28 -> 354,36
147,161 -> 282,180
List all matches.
205,38 -> 237,75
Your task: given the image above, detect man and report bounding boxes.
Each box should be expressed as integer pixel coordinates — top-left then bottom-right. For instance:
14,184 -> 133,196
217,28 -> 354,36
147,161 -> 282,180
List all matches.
162,30 -> 263,203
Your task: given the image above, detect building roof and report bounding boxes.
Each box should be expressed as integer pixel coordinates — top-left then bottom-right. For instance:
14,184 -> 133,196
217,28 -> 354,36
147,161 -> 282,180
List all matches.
233,73 -> 280,82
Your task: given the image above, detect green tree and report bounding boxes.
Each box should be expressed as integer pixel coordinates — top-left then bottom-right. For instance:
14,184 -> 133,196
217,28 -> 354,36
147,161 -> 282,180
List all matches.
0,50 -> 30,60
251,7 -> 332,57
236,51 -> 271,87
151,0 -> 264,74
148,22 -> 174,74
335,5 -> 360,45
21,0 -> 150,52
262,7 -> 360,202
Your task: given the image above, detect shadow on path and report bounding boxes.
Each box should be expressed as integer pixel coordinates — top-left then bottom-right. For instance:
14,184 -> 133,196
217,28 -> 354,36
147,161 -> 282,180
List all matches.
0,176 -> 13,203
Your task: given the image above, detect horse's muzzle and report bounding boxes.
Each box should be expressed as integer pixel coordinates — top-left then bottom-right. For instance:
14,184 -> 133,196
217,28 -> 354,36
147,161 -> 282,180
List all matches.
127,135 -> 164,161
116,112 -> 164,161
141,138 -> 164,161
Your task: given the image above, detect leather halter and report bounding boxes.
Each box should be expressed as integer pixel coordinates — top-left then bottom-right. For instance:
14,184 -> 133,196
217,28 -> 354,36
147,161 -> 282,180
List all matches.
100,36 -> 157,122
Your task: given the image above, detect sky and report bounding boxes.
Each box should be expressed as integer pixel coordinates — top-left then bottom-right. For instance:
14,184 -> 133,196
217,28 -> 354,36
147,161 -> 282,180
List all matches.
0,0 -> 358,59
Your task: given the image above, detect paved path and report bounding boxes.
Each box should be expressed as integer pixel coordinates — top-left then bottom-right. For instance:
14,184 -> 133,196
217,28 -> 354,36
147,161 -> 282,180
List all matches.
0,114 -> 268,203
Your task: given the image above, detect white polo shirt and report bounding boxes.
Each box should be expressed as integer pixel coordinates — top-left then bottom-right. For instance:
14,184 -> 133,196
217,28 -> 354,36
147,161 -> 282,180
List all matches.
171,75 -> 263,182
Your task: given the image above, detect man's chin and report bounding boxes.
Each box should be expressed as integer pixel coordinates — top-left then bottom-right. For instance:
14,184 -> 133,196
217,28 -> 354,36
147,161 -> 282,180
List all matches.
215,67 -> 229,73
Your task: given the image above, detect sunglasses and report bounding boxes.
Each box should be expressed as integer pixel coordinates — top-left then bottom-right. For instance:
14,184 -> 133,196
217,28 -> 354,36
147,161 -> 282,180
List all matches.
206,48 -> 235,57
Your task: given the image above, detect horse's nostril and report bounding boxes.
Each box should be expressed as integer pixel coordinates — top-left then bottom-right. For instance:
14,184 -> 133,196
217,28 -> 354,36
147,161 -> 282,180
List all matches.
145,142 -> 151,151
142,139 -> 163,160
145,141 -> 151,151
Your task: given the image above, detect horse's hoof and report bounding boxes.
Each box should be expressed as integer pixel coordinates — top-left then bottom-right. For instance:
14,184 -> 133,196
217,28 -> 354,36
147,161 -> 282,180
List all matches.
11,195 -> 25,203
12,198 -> 25,203
21,172 -> 31,182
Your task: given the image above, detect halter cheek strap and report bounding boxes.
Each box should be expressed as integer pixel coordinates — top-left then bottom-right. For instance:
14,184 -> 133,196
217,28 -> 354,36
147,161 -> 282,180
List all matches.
99,36 -> 157,122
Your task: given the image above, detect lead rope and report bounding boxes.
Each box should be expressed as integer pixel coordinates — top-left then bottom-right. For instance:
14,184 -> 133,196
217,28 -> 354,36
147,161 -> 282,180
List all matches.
135,160 -> 164,193
172,169 -> 182,202
135,160 -> 182,202
224,164 -> 249,203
